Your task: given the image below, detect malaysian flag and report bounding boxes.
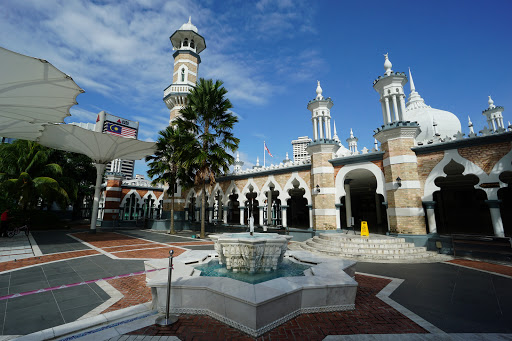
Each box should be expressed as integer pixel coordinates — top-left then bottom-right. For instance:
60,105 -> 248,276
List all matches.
264,141 -> 273,157
105,122 -> 137,138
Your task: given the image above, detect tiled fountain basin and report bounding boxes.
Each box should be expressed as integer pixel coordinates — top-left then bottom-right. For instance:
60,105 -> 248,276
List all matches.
146,250 -> 357,337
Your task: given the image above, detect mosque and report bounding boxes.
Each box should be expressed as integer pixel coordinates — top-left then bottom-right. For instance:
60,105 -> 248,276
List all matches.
101,18 -> 512,244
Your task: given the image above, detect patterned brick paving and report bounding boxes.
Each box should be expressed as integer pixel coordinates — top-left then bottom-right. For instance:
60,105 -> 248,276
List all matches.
114,246 -> 186,259
448,259 -> 512,277
0,249 -> 99,272
72,232 -> 153,248
167,241 -> 214,246
128,274 -> 427,340
101,274 -> 152,314
106,244 -> 164,253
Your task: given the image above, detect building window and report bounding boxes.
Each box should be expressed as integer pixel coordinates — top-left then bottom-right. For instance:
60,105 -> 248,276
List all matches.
183,38 -> 188,47
190,40 -> 195,49
181,69 -> 185,82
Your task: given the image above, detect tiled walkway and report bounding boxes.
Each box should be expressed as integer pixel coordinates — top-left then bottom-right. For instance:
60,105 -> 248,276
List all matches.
0,229 -> 511,340
0,233 -> 35,262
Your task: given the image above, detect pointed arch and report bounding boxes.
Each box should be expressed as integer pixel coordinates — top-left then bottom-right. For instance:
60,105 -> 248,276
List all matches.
423,149 -> 488,201
241,178 -> 260,199
335,162 -> 386,204
209,183 -> 224,205
223,181 -> 240,205
258,175 -> 284,203
121,189 -> 142,207
282,172 -> 312,205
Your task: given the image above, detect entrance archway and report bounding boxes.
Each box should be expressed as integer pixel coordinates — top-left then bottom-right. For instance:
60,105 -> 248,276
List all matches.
339,169 -> 388,234
433,160 -> 492,235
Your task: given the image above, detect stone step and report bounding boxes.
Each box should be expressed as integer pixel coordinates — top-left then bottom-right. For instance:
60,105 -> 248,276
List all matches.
318,234 -> 407,244
299,243 -> 435,260
311,236 -> 414,249
305,240 -> 427,255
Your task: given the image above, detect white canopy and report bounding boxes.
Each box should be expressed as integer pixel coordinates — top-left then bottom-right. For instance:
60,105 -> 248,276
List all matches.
38,124 -> 156,163
0,46 -> 84,140
38,124 -> 156,232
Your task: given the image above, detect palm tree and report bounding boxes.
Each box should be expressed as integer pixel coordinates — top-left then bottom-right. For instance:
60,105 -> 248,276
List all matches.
0,140 -> 70,211
146,125 -> 195,234
175,78 -> 240,238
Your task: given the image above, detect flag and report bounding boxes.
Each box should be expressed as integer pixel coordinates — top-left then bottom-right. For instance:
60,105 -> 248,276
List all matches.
264,142 -> 273,157
105,122 -> 137,138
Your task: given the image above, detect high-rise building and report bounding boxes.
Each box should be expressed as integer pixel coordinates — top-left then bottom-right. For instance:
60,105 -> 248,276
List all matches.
291,136 -> 312,162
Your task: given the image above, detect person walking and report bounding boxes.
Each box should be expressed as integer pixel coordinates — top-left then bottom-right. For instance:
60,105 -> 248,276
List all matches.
1,208 -> 10,237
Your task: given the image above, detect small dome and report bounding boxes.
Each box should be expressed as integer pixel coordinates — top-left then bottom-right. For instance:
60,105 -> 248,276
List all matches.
179,17 -> 198,33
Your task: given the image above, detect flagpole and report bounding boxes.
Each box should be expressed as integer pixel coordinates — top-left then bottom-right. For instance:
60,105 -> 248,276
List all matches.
263,140 -> 266,167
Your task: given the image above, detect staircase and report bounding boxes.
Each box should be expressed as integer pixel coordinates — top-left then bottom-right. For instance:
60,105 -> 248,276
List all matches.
295,232 -> 450,262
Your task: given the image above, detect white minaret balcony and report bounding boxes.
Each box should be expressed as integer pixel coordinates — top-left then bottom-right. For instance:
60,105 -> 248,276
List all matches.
307,81 -> 334,142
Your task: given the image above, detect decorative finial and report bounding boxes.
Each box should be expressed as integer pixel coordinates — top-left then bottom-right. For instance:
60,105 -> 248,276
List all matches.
488,95 -> 495,109
188,16 -> 192,24
333,120 -> 338,136
316,81 -> 323,100
468,116 -> 473,126
408,67 -> 416,93
374,138 -> 379,150
350,128 -> 354,138
236,152 -> 240,161
285,152 -> 289,160
256,157 -> 260,166
468,116 -> 475,135
384,53 -> 392,76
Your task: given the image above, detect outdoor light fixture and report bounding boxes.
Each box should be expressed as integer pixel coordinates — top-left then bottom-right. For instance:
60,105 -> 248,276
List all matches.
396,177 -> 402,188
315,184 -> 321,193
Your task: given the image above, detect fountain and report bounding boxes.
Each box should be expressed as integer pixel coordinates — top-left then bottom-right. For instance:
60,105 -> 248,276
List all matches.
145,233 -> 358,337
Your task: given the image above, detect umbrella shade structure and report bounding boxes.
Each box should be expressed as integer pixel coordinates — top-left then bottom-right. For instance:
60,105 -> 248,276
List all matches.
38,124 -> 156,232
0,118 -> 46,141
0,46 -> 84,140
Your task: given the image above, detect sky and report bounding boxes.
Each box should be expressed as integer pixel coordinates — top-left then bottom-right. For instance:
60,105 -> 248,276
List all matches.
2,0 -> 512,177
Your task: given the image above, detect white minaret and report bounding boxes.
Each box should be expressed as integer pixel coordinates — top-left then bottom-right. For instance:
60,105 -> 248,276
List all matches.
346,128 -> 358,154
233,152 -> 244,173
333,120 -> 340,144
373,54 -> 408,125
307,81 -> 334,141
482,96 -> 505,132
164,17 -> 206,123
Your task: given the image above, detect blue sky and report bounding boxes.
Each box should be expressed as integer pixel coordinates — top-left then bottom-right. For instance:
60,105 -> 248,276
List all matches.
2,0 -> 512,177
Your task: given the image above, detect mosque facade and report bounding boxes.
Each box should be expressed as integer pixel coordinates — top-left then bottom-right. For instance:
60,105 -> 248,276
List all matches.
101,19 -> 512,240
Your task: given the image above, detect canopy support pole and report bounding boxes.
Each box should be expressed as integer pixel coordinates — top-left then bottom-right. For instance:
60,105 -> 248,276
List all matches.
90,163 -> 107,233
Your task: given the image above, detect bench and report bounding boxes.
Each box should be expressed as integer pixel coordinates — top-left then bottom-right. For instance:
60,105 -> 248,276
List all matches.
452,234 -> 512,260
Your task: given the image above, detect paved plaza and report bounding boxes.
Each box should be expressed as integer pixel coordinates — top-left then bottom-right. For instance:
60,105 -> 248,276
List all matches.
0,229 -> 510,340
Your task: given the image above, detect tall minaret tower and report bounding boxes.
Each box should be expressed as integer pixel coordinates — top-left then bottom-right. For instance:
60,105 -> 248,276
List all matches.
306,82 -> 339,230
373,54 -> 408,125
373,54 -> 426,235
163,17 -> 206,123
482,96 -> 505,132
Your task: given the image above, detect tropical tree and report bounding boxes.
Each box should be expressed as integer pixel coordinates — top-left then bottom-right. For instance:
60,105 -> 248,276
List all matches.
146,125 -> 195,234
0,140 -> 70,211
175,78 -> 240,238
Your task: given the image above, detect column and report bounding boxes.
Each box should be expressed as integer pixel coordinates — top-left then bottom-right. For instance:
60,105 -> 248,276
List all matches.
313,118 -> 318,140
223,207 -> 228,224
399,95 -> 406,121
383,202 -> 390,232
344,181 -> 353,227
281,205 -> 288,228
423,201 -> 437,234
90,163 -> 107,233
491,119 -> 497,132
307,205 -> 313,229
208,206 -> 213,223
335,204 -> 342,230
319,117 -> 324,139
328,118 -> 332,139
239,206 -> 245,225
381,100 -> 388,124
195,207 -> 200,222
258,206 -> 264,225
324,117 -> 329,140
391,95 -> 399,122
375,193 -> 382,225
384,97 -> 392,123
267,189 -> 273,226
485,200 -> 504,237
185,210 -> 189,221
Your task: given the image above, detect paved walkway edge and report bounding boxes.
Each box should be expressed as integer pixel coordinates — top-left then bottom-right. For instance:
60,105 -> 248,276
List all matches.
14,302 -> 154,341
323,333 -> 512,340
357,272 -> 446,334
27,232 -> 43,257
443,261 -> 512,279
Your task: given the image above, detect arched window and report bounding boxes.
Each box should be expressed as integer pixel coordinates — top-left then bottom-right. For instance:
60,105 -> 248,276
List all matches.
181,68 -> 185,82
190,40 -> 195,49
183,38 -> 188,47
